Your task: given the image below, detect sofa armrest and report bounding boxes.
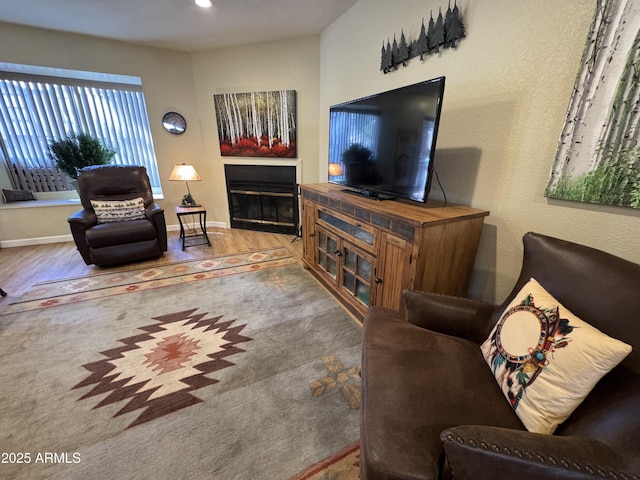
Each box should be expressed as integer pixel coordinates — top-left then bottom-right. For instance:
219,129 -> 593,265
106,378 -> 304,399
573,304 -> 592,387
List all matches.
441,425 -> 640,480
402,290 -> 498,344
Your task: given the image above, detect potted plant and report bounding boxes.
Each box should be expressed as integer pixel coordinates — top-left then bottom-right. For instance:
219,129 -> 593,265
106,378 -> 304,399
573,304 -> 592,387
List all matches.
48,132 -> 116,190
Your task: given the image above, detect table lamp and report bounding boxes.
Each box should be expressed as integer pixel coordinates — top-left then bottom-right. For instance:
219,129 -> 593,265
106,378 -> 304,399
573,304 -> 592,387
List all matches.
169,163 -> 201,206
328,163 -> 343,177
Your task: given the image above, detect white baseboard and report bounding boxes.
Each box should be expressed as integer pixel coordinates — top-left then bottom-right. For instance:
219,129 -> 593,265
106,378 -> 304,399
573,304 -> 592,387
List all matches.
1,234 -> 73,248
0,221 -> 228,248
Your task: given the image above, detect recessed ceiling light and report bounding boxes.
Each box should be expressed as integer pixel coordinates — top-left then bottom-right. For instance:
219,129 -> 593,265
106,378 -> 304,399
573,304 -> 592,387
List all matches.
195,0 -> 212,7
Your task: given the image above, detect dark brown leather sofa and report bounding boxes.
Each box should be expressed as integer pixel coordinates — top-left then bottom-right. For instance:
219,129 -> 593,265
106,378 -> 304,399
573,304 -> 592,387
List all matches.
361,232 -> 640,479
67,165 -> 167,267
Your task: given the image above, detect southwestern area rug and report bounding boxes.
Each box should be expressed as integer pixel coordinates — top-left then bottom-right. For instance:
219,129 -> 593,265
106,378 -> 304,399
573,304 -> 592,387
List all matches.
291,441 -> 360,479
0,248 -> 362,479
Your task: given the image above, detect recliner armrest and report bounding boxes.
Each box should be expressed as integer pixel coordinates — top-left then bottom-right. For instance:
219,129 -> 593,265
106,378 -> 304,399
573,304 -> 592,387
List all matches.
146,203 -> 167,252
67,209 -> 97,264
145,203 -> 164,218
441,425 -> 640,480
67,208 -> 97,227
402,290 -> 498,344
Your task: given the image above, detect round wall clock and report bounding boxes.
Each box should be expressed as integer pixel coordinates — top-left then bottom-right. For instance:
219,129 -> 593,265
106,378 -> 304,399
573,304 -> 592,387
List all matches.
162,111 -> 187,135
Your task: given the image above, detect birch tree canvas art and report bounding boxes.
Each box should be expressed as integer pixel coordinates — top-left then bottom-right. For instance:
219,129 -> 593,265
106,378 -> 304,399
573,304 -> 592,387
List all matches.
214,90 -> 296,158
546,0 -> 640,208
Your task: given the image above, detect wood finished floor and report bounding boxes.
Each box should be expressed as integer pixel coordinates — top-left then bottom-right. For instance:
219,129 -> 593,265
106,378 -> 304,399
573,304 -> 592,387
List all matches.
0,227 -> 303,312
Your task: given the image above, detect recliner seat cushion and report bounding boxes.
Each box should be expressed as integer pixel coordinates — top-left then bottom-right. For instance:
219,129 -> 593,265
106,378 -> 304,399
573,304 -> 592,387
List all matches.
85,219 -> 157,249
90,240 -> 160,267
361,309 -> 524,480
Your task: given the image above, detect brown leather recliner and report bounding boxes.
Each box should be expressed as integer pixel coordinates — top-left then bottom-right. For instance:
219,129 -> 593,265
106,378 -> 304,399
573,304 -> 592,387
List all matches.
361,232 -> 640,479
67,165 -> 167,267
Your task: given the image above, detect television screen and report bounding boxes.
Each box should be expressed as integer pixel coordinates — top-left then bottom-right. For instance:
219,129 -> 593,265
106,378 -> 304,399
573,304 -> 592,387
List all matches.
328,76 -> 445,203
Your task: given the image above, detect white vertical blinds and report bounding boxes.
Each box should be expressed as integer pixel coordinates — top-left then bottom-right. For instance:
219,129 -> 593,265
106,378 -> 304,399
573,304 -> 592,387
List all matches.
0,70 -> 160,192
328,110 -> 380,181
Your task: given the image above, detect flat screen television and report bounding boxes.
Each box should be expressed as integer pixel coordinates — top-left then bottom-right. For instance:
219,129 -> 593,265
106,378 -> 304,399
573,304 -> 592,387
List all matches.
328,76 -> 445,203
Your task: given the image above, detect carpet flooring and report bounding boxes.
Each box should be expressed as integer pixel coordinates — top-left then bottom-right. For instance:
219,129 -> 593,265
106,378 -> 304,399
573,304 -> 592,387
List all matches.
0,248 -> 362,479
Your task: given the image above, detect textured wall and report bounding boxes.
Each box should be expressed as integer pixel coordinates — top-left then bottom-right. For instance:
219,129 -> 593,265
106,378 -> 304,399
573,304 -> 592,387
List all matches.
320,0 -> 640,303
4,3 -> 640,302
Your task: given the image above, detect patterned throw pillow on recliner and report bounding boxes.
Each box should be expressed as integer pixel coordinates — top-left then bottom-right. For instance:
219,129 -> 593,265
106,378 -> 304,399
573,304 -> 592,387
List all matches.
91,197 -> 146,224
481,277 -> 632,435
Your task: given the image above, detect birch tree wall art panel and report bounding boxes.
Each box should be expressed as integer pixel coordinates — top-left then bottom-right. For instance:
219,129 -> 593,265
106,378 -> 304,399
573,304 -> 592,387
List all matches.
546,0 -> 640,208
214,90 -> 296,158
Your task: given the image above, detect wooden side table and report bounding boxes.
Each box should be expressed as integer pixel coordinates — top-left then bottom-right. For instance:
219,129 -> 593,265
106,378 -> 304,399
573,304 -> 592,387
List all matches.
175,205 -> 211,251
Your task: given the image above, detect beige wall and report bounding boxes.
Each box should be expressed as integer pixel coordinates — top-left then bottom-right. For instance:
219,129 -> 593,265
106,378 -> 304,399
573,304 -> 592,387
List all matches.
320,0 -> 640,303
3,1 -> 640,304
0,24 -> 319,243
0,22 -> 204,242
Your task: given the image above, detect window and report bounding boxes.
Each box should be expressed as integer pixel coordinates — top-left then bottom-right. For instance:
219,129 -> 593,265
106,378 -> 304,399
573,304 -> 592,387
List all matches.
0,63 -> 161,193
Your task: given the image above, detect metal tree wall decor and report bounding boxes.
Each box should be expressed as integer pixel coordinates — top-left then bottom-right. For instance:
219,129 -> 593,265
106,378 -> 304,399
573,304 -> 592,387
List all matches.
546,0 -> 640,208
213,90 -> 296,158
381,1 -> 465,74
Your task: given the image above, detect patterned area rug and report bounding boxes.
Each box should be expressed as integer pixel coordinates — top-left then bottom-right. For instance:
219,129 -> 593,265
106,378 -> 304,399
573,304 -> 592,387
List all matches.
0,248 -> 362,479
290,442 -> 360,480
2,248 -> 295,315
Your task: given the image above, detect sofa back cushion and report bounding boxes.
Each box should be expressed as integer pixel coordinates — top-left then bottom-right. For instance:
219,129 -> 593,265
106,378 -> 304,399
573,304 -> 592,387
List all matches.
490,233 -> 640,450
493,233 -> 640,373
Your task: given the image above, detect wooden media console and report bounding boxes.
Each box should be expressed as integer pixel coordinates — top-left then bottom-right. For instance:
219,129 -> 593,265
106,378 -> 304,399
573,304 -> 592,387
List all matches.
299,183 -> 490,320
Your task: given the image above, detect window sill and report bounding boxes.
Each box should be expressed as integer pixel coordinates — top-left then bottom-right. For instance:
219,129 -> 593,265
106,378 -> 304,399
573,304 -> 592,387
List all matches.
0,194 -> 164,210
0,198 -> 81,210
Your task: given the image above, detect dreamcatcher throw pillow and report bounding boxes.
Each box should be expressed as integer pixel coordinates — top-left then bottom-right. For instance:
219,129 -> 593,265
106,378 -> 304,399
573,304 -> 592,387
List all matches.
481,278 -> 632,434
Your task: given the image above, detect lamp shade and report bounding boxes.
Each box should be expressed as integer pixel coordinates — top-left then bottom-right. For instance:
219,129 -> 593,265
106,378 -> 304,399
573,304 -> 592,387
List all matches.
169,164 -> 201,182
328,163 -> 343,177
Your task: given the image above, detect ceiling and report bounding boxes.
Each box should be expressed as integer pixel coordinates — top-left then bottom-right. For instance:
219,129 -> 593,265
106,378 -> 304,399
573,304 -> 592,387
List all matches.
0,0 -> 357,52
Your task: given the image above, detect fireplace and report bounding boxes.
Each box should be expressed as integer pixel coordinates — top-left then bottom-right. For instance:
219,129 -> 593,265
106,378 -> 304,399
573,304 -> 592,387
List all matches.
224,164 -> 299,235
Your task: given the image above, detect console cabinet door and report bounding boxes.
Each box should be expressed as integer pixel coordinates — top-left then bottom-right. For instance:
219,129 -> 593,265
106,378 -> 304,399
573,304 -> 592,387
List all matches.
374,232 -> 413,310
341,242 -> 376,310
315,225 -> 341,285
